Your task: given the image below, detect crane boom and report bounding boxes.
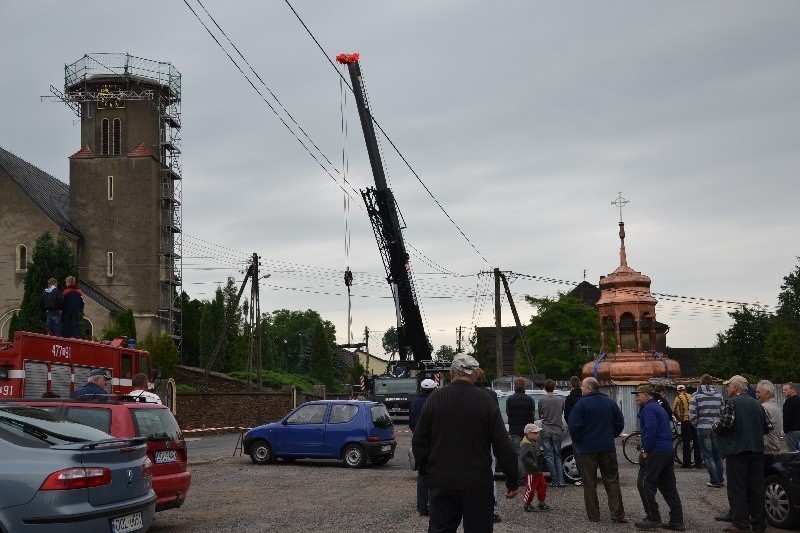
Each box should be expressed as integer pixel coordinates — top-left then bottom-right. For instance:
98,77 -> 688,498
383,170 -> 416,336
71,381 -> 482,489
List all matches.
336,53 -> 431,367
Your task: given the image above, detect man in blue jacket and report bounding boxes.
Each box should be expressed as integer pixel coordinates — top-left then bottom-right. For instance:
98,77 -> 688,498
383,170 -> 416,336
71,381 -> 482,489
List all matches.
567,377 -> 627,524
632,384 -> 684,531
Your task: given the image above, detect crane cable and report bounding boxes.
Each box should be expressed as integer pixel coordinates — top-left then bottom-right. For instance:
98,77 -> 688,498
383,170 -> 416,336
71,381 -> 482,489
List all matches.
340,72 -> 354,345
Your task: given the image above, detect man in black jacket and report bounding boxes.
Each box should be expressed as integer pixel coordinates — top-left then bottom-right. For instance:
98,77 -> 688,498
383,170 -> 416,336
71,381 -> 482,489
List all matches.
563,375 -> 583,484
506,377 -> 535,487
413,355 -> 518,532
42,278 -> 63,336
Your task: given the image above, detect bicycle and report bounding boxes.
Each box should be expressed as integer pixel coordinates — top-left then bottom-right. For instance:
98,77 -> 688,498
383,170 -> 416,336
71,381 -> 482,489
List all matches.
623,421 -> 702,466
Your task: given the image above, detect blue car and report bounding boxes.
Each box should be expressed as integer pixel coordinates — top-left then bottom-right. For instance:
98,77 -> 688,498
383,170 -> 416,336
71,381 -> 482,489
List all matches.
243,400 -> 397,468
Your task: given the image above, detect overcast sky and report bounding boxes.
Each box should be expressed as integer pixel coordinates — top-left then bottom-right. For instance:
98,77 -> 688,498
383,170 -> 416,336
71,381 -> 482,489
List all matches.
2,1 -> 798,359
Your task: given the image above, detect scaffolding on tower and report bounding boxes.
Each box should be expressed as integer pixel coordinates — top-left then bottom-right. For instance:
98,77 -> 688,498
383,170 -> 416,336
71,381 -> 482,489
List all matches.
47,53 -> 184,342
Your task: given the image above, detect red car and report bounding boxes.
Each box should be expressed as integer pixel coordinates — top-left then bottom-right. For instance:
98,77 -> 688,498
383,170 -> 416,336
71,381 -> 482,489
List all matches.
10,397 -> 191,512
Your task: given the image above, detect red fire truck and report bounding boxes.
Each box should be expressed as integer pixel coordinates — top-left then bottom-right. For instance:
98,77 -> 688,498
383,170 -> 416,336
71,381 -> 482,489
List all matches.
0,331 -> 155,399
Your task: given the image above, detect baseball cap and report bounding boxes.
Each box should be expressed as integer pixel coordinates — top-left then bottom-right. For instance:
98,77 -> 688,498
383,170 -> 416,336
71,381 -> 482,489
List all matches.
89,368 -> 111,379
523,423 -> 541,434
420,379 -> 437,390
450,354 -> 480,375
676,385 -> 686,391
631,384 -> 655,394
723,375 -> 748,387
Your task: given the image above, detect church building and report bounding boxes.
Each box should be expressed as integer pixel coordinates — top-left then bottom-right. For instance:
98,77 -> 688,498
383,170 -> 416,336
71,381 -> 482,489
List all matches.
0,53 -> 182,341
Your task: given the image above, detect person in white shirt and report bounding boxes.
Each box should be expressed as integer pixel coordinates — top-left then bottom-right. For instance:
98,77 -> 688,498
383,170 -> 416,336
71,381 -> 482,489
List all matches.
129,372 -> 162,404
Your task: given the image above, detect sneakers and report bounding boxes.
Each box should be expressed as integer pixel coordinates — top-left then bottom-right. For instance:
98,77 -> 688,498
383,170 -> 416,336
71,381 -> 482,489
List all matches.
662,523 -> 686,531
633,518 -> 661,529
538,502 -> 552,511
550,482 -> 558,487
557,483 -> 567,487
574,480 -> 583,486
524,503 -> 536,512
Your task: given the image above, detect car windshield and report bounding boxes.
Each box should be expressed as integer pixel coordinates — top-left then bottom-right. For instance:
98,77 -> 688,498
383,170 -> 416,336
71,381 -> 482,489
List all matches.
374,379 -> 417,395
131,408 -> 182,441
371,404 -> 393,428
0,405 -> 113,446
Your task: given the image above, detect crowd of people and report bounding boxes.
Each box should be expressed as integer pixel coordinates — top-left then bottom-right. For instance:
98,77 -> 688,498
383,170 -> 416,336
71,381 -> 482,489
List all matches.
409,353 -> 798,533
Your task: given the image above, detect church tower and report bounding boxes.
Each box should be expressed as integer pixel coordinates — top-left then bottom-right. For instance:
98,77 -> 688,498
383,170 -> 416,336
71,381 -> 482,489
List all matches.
63,53 -> 182,339
582,194 -> 680,382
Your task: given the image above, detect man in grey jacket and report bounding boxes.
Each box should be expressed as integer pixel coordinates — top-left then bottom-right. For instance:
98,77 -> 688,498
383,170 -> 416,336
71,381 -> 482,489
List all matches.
539,378 -> 566,487
689,374 -> 724,488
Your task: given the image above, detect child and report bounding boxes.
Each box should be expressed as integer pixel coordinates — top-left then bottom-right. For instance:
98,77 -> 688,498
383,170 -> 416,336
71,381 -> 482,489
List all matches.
521,423 -> 551,512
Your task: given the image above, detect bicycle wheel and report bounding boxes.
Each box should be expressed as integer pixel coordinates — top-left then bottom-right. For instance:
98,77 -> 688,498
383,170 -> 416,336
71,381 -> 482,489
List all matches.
673,436 -> 684,465
623,432 -> 643,464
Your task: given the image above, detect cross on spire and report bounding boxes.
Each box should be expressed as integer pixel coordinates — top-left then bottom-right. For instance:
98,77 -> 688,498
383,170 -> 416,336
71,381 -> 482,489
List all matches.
611,192 -> 629,222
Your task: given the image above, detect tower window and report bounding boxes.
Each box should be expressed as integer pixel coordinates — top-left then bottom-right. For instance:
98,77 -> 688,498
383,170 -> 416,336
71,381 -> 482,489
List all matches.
107,252 -> 114,277
15,244 -> 28,273
113,118 -> 121,155
107,176 -> 114,200
101,118 -> 110,155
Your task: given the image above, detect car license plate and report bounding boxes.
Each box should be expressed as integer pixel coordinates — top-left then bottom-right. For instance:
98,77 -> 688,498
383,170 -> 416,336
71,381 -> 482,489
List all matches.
111,512 -> 143,533
381,444 -> 391,452
155,450 -> 178,463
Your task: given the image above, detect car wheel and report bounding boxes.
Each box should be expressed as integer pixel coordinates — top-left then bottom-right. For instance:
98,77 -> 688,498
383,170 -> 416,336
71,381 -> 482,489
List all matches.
371,455 -> 391,466
561,447 -> 579,483
765,474 -> 799,529
249,440 -> 276,465
343,444 -> 366,468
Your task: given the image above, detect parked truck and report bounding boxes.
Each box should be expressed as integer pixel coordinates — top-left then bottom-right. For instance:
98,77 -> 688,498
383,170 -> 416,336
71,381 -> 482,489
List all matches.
0,330 -> 154,399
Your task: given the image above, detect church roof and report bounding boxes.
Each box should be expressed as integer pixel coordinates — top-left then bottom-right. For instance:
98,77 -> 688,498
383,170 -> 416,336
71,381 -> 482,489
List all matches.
0,146 -> 82,238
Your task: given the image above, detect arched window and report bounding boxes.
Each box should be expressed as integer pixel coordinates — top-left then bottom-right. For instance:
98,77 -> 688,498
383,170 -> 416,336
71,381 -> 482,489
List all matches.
15,244 -> 27,272
113,118 -> 121,155
101,118 -> 110,155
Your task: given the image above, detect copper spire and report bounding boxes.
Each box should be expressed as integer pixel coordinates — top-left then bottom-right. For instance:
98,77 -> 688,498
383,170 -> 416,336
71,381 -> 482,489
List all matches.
611,192 -> 630,267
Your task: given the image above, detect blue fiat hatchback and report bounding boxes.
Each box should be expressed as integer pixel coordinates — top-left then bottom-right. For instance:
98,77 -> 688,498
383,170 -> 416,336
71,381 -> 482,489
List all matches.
243,400 -> 396,468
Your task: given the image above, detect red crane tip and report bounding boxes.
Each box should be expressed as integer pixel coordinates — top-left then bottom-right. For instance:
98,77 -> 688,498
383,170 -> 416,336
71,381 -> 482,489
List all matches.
335,53 -> 360,64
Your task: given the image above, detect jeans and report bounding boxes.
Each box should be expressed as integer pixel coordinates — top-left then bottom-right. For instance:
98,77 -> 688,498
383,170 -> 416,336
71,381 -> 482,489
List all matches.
510,434 -> 525,486
787,431 -> 800,453
45,310 -> 62,337
697,428 -> 724,486
490,452 -> 499,516
541,430 -> 565,485
572,441 -> 583,478
417,472 -> 430,514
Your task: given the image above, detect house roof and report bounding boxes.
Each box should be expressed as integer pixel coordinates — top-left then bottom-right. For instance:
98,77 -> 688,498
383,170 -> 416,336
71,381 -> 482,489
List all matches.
127,142 -> 156,159
0,146 -> 82,238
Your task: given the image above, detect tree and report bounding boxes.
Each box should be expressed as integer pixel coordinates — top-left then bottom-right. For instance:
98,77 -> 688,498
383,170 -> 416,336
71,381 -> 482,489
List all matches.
522,293 -> 599,379
434,345 -> 456,361
101,309 -> 136,340
139,332 -> 180,379
776,259 -> 800,331
15,232 -> 78,333
765,321 -> 800,383
180,292 -> 204,367
261,310 -> 337,374
382,327 -> 398,358
700,305 -> 773,379
198,287 -> 225,371
309,321 -> 338,391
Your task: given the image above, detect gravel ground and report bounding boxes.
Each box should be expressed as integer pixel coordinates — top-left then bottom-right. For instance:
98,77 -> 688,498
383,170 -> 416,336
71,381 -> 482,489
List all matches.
149,430 -> 782,532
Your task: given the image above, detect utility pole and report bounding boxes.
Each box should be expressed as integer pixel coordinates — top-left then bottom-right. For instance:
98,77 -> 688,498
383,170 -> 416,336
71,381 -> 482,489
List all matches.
498,271 -> 537,375
364,326 -> 370,353
456,326 -> 463,353
494,268 -> 502,379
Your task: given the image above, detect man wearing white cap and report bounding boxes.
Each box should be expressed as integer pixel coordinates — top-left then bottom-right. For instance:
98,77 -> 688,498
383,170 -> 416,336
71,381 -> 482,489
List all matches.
712,375 -> 773,533
672,384 -> 700,468
409,378 -> 437,517
412,354 -> 519,532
